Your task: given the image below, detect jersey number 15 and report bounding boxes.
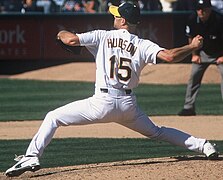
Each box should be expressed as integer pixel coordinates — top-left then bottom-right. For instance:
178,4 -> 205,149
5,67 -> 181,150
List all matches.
109,55 -> 132,82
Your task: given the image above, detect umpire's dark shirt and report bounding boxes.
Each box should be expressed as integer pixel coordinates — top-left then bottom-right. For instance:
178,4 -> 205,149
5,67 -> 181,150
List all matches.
186,10 -> 223,58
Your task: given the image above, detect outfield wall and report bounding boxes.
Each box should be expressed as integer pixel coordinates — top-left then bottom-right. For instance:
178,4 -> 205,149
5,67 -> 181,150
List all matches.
0,12 -> 190,74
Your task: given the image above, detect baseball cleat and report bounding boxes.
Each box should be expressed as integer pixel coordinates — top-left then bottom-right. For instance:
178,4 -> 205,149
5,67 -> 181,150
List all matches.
203,141 -> 219,160
5,155 -> 40,177
178,108 -> 196,116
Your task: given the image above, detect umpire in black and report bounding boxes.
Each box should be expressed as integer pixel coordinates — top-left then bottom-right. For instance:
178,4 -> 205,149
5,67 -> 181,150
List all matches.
178,0 -> 223,116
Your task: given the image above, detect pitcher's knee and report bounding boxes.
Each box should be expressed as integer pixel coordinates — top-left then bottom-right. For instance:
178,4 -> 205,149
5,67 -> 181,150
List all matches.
143,125 -> 162,139
44,111 -> 62,128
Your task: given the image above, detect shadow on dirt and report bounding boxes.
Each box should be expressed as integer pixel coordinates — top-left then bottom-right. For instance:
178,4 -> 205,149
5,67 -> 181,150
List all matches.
172,155 -> 223,161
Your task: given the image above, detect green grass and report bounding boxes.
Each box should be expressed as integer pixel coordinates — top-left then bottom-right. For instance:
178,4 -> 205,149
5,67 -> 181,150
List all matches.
1,138 -> 222,172
0,79 -> 222,121
136,83 -> 223,115
0,79 -> 94,121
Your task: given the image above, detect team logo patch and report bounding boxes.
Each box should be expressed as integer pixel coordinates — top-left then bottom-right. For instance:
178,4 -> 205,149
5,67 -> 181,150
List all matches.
185,26 -> 190,34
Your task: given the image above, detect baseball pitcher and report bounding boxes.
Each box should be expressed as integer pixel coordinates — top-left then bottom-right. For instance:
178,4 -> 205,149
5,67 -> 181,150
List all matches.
5,2 -> 219,177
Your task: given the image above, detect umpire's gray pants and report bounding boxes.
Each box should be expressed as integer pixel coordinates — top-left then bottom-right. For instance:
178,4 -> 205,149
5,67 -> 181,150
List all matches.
183,53 -> 223,110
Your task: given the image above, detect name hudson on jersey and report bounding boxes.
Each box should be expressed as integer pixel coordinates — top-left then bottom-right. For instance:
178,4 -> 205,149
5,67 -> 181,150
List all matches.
107,38 -> 137,56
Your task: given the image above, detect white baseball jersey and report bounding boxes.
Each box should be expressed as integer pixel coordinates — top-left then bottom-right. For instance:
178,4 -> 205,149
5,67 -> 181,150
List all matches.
25,29 -> 207,158
77,29 -> 163,90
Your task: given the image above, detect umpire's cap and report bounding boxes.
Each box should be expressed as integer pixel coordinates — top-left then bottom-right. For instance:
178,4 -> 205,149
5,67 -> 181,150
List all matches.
109,2 -> 140,25
196,0 -> 212,9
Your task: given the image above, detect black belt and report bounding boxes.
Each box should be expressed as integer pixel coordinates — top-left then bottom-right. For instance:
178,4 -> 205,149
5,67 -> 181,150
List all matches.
100,88 -> 132,95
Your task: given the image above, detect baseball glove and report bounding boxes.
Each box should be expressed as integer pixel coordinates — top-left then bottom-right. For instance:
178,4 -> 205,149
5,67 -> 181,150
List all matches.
56,38 -> 82,55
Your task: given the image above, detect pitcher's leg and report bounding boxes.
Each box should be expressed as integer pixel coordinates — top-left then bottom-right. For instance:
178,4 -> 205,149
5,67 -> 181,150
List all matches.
153,126 -> 206,152
25,111 -> 57,157
120,112 -> 206,153
25,97 -> 103,157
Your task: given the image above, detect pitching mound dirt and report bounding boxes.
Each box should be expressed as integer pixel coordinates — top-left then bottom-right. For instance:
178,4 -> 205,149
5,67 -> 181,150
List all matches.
1,156 -> 223,180
1,116 -> 223,140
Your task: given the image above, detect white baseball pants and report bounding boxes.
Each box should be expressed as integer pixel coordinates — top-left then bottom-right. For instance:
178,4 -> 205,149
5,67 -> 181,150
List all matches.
25,91 -> 206,157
